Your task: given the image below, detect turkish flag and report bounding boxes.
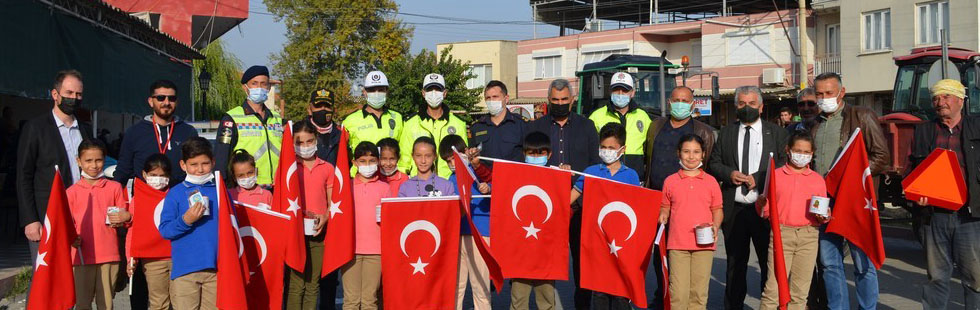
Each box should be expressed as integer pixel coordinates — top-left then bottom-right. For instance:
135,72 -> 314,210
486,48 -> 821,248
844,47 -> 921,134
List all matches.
762,157 -> 791,308
381,197 -> 461,309
129,178 -> 170,258
580,176 -> 660,308
655,225 -> 670,310
490,161 -> 571,280
322,126 -> 355,276
234,201 -> 290,310
452,150 -> 504,291
215,171 -> 250,310
27,169 -> 76,310
272,121 -> 307,272
825,128 -> 886,269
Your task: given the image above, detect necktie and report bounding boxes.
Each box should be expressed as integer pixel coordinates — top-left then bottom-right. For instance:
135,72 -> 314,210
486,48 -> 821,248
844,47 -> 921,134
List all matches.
741,125 -> 751,195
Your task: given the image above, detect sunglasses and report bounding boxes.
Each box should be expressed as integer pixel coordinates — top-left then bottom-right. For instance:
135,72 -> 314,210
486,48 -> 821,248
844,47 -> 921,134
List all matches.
152,95 -> 178,102
311,102 -> 333,109
797,100 -> 816,107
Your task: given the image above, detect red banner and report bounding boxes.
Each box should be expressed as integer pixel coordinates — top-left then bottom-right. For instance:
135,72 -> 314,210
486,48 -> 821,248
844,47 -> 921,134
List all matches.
452,150 -> 504,291
27,169 -> 77,310
762,157 -> 791,308
129,178 -> 170,258
235,202 -> 290,310
272,122 -> 307,271
825,129 -> 886,269
322,126 -> 355,276
216,172 -> 250,310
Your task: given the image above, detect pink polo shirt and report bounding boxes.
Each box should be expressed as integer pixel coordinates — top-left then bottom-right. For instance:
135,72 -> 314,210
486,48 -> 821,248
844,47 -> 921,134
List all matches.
760,165 -> 827,227
662,170 -> 723,251
67,178 -> 128,265
353,176 -> 391,254
299,158 -> 335,215
381,170 -> 409,197
231,186 -> 273,209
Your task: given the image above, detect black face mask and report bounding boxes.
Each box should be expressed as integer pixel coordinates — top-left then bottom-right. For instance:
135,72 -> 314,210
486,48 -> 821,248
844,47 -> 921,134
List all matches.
736,106 -> 760,123
59,97 -> 81,115
311,110 -> 333,127
549,103 -> 571,118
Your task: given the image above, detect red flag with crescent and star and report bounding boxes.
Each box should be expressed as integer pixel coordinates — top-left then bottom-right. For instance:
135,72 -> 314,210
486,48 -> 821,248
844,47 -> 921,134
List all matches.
322,126 -> 355,276
762,156 -> 791,308
272,121 -> 307,272
580,176 -> 661,308
380,196 -> 461,309
490,161 -> 572,280
215,171 -> 250,310
825,128 -> 886,269
129,178 -> 170,258
234,201 -> 290,310
452,150 -> 504,291
27,168 -> 76,310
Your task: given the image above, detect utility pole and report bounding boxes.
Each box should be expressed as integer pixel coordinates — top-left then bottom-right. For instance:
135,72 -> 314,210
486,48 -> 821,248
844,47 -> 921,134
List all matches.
532,3 -> 537,39
798,0 -> 808,88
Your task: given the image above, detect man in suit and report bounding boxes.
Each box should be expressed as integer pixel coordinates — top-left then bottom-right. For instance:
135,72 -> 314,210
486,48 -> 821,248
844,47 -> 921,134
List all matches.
17,69 -> 93,263
708,85 -> 789,310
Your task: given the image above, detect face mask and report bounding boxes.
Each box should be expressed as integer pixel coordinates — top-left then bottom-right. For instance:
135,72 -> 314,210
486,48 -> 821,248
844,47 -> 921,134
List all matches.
679,159 -> 703,171
311,110 -> 332,127
81,170 -> 104,180
424,91 -> 444,108
525,155 -> 548,166
59,97 -> 81,115
599,148 -> 623,164
381,166 -> 398,176
295,144 -> 317,159
736,106 -> 760,123
247,87 -> 269,103
548,103 -> 570,118
790,152 -> 813,168
145,176 -> 169,190
610,94 -> 630,108
366,92 -> 387,109
670,101 -> 693,120
817,96 -> 839,113
185,173 -> 214,185
486,100 -> 504,116
358,164 -> 378,178
237,175 -> 257,190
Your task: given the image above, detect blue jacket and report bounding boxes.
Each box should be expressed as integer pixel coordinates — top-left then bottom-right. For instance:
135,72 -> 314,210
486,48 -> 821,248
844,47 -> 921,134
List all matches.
448,174 -> 491,236
114,116 -> 198,186
158,180 -> 218,279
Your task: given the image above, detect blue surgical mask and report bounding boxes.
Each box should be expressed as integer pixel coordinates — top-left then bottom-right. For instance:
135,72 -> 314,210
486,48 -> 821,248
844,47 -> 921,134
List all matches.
248,87 -> 269,103
524,155 -> 548,166
670,101 -> 693,120
610,94 -> 630,108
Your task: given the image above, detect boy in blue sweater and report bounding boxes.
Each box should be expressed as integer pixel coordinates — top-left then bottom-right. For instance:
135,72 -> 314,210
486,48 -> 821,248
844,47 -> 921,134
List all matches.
158,137 -> 220,309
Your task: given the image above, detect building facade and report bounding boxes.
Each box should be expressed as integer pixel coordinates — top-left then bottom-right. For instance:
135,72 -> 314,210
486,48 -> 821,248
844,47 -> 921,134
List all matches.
436,40 -> 518,112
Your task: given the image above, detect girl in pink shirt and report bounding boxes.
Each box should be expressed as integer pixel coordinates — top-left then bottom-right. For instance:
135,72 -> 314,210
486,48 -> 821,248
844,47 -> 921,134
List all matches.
377,137 -> 408,195
68,140 -> 130,310
288,121 -> 334,309
342,140 -> 391,310
229,150 -> 273,209
125,153 -> 174,310
758,133 -> 829,310
659,134 -> 723,310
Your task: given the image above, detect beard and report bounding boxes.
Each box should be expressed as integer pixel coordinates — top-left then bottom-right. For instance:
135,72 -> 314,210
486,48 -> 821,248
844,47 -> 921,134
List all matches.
154,105 -> 174,120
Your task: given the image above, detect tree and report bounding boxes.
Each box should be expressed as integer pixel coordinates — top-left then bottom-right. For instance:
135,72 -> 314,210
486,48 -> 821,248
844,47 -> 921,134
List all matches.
265,0 -> 412,121
192,39 -> 246,121
380,46 -> 482,122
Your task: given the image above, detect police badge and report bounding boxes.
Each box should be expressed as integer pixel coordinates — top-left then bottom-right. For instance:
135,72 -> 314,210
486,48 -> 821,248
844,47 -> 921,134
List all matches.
447,126 -> 456,135
636,120 -> 644,132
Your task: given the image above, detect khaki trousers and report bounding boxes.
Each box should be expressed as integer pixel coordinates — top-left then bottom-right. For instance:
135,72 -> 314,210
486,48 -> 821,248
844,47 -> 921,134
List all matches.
509,279 -> 555,310
760,225 -> 819,310
170,270 -> 217,310
74,263 -> 120,310
668,250 -> 714,310
340,254 -> 382,310
287,236 -> 325,310
457,235 -> 491,310
142,258 -> 172,310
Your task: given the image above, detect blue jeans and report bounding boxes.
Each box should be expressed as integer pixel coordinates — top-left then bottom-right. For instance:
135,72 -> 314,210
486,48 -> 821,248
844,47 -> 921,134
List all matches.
922,211 -> 980,310
818,227 -> 878,310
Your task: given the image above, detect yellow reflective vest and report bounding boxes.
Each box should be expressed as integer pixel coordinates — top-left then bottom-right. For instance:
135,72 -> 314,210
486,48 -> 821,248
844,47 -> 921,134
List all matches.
398,111 -> 468,179
227,106 -> 283,185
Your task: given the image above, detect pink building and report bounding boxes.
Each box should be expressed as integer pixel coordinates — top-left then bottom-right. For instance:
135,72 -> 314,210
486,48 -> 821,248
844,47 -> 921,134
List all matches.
103,0 -> 249,49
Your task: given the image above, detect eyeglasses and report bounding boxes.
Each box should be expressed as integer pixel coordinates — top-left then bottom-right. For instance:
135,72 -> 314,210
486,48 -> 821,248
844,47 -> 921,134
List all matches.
152,95 -> 178,102
797,100 -> 816,107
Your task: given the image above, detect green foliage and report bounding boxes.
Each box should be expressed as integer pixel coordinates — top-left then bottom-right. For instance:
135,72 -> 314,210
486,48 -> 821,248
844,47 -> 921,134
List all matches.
3,267 -> 31,299
265,0 -> 413,121
380,46 -> 482,122
192,39 -> 247,121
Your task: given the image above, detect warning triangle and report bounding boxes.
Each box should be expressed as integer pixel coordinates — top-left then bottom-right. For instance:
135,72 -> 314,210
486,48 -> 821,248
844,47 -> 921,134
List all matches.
902,148 -> 967,210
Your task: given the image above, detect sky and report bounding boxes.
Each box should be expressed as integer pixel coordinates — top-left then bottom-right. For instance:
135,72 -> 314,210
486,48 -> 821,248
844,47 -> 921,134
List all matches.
223,0 -> 562,71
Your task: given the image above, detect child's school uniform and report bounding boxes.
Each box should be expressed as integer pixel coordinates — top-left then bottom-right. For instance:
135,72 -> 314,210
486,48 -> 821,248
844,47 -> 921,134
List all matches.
287,157 -> 335,310
342,175 -> 391,310
396,174 -> 456,198
230,185 -> 273,208
67,178 -> 127,310
662,169 -> 723,310
124,183 -> 172,310
158,179 -> 219,310
381,170 -> 409,197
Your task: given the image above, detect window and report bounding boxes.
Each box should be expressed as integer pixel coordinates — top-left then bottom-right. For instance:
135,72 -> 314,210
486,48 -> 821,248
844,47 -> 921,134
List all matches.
534,55 -> 561,79
465,64 -> 492,89
581,49 -> 628,69
917,1 -> 950,45
826,24 -> 840,54
863,10 -> 891,51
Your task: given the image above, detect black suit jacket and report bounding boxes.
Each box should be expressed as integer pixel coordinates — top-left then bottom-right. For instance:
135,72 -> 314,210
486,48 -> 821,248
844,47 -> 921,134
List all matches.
17,112 -> 92,227
708,120 -> 789,231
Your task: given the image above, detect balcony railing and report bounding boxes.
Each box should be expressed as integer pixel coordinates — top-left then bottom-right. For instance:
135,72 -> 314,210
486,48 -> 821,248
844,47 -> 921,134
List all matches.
815,53 -> 842,75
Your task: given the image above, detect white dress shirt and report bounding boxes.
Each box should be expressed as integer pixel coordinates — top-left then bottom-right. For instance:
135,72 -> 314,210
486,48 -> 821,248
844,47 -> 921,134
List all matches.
53,110 -> 82,183
735,118 -> 762,204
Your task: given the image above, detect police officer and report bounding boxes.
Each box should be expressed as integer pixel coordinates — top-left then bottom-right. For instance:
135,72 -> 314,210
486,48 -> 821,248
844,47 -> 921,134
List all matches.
469,80 -> 526,163
588,71 -> 652,180
342,70 -> 403,150
398,73 -> 467,178
308,88 -> 342,164
214,65 -> 284,186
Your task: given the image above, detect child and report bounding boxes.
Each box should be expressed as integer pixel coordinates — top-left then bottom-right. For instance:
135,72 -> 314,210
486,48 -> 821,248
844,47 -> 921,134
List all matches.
229,149 -> 272,209
288,120 -> 333,310
758,133 -> 828,310
67,140 -> 130,310
397,136 -> 455,197
126,153 -> 173,310
569,123 -> 638,309
342,141 -> 391,310
659,134 -> 723,310
378,137 -> 408,195
439,135 -> 492,310
158,136 -> 220,310
510,131 -> 558,310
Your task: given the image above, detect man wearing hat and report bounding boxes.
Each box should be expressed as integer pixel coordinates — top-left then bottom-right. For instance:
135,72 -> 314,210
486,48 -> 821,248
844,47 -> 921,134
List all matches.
588,71 -> 652,181
398,73 -> 468,178
308,88 -> 342,164
214,65 -> 285,186
343,70 -> 403,154
909,79 -> 980,309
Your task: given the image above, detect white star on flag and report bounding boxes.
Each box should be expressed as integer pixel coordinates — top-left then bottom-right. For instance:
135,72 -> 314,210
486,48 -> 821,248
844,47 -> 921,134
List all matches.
523,222 -> 542,239
35,251 -> 47,270
410,257 -> 429,275
608,240 -> 623,257
328,200 -> 343,219
286,198 -> 301,216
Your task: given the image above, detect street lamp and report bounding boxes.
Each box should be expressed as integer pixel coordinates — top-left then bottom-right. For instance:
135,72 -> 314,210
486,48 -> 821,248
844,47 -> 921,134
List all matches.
198,69 -> 211,121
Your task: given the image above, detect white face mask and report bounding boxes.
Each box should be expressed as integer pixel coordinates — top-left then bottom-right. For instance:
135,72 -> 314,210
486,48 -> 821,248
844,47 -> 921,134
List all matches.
817,94 -> 840,113
81,170 -> 105,180
185,173 -> 214,185
145,176 -> 169,190
424,91 -> 444,108
237,175 -> 258,190
598,148 -> 623,164
486,100 -> 504,116
790,152 -> 813,168
358,164 -> 378,178
366,92 -> 387,109
296,144 -> 317,159
381,166 -> 398,176
679,159 -> 703,171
